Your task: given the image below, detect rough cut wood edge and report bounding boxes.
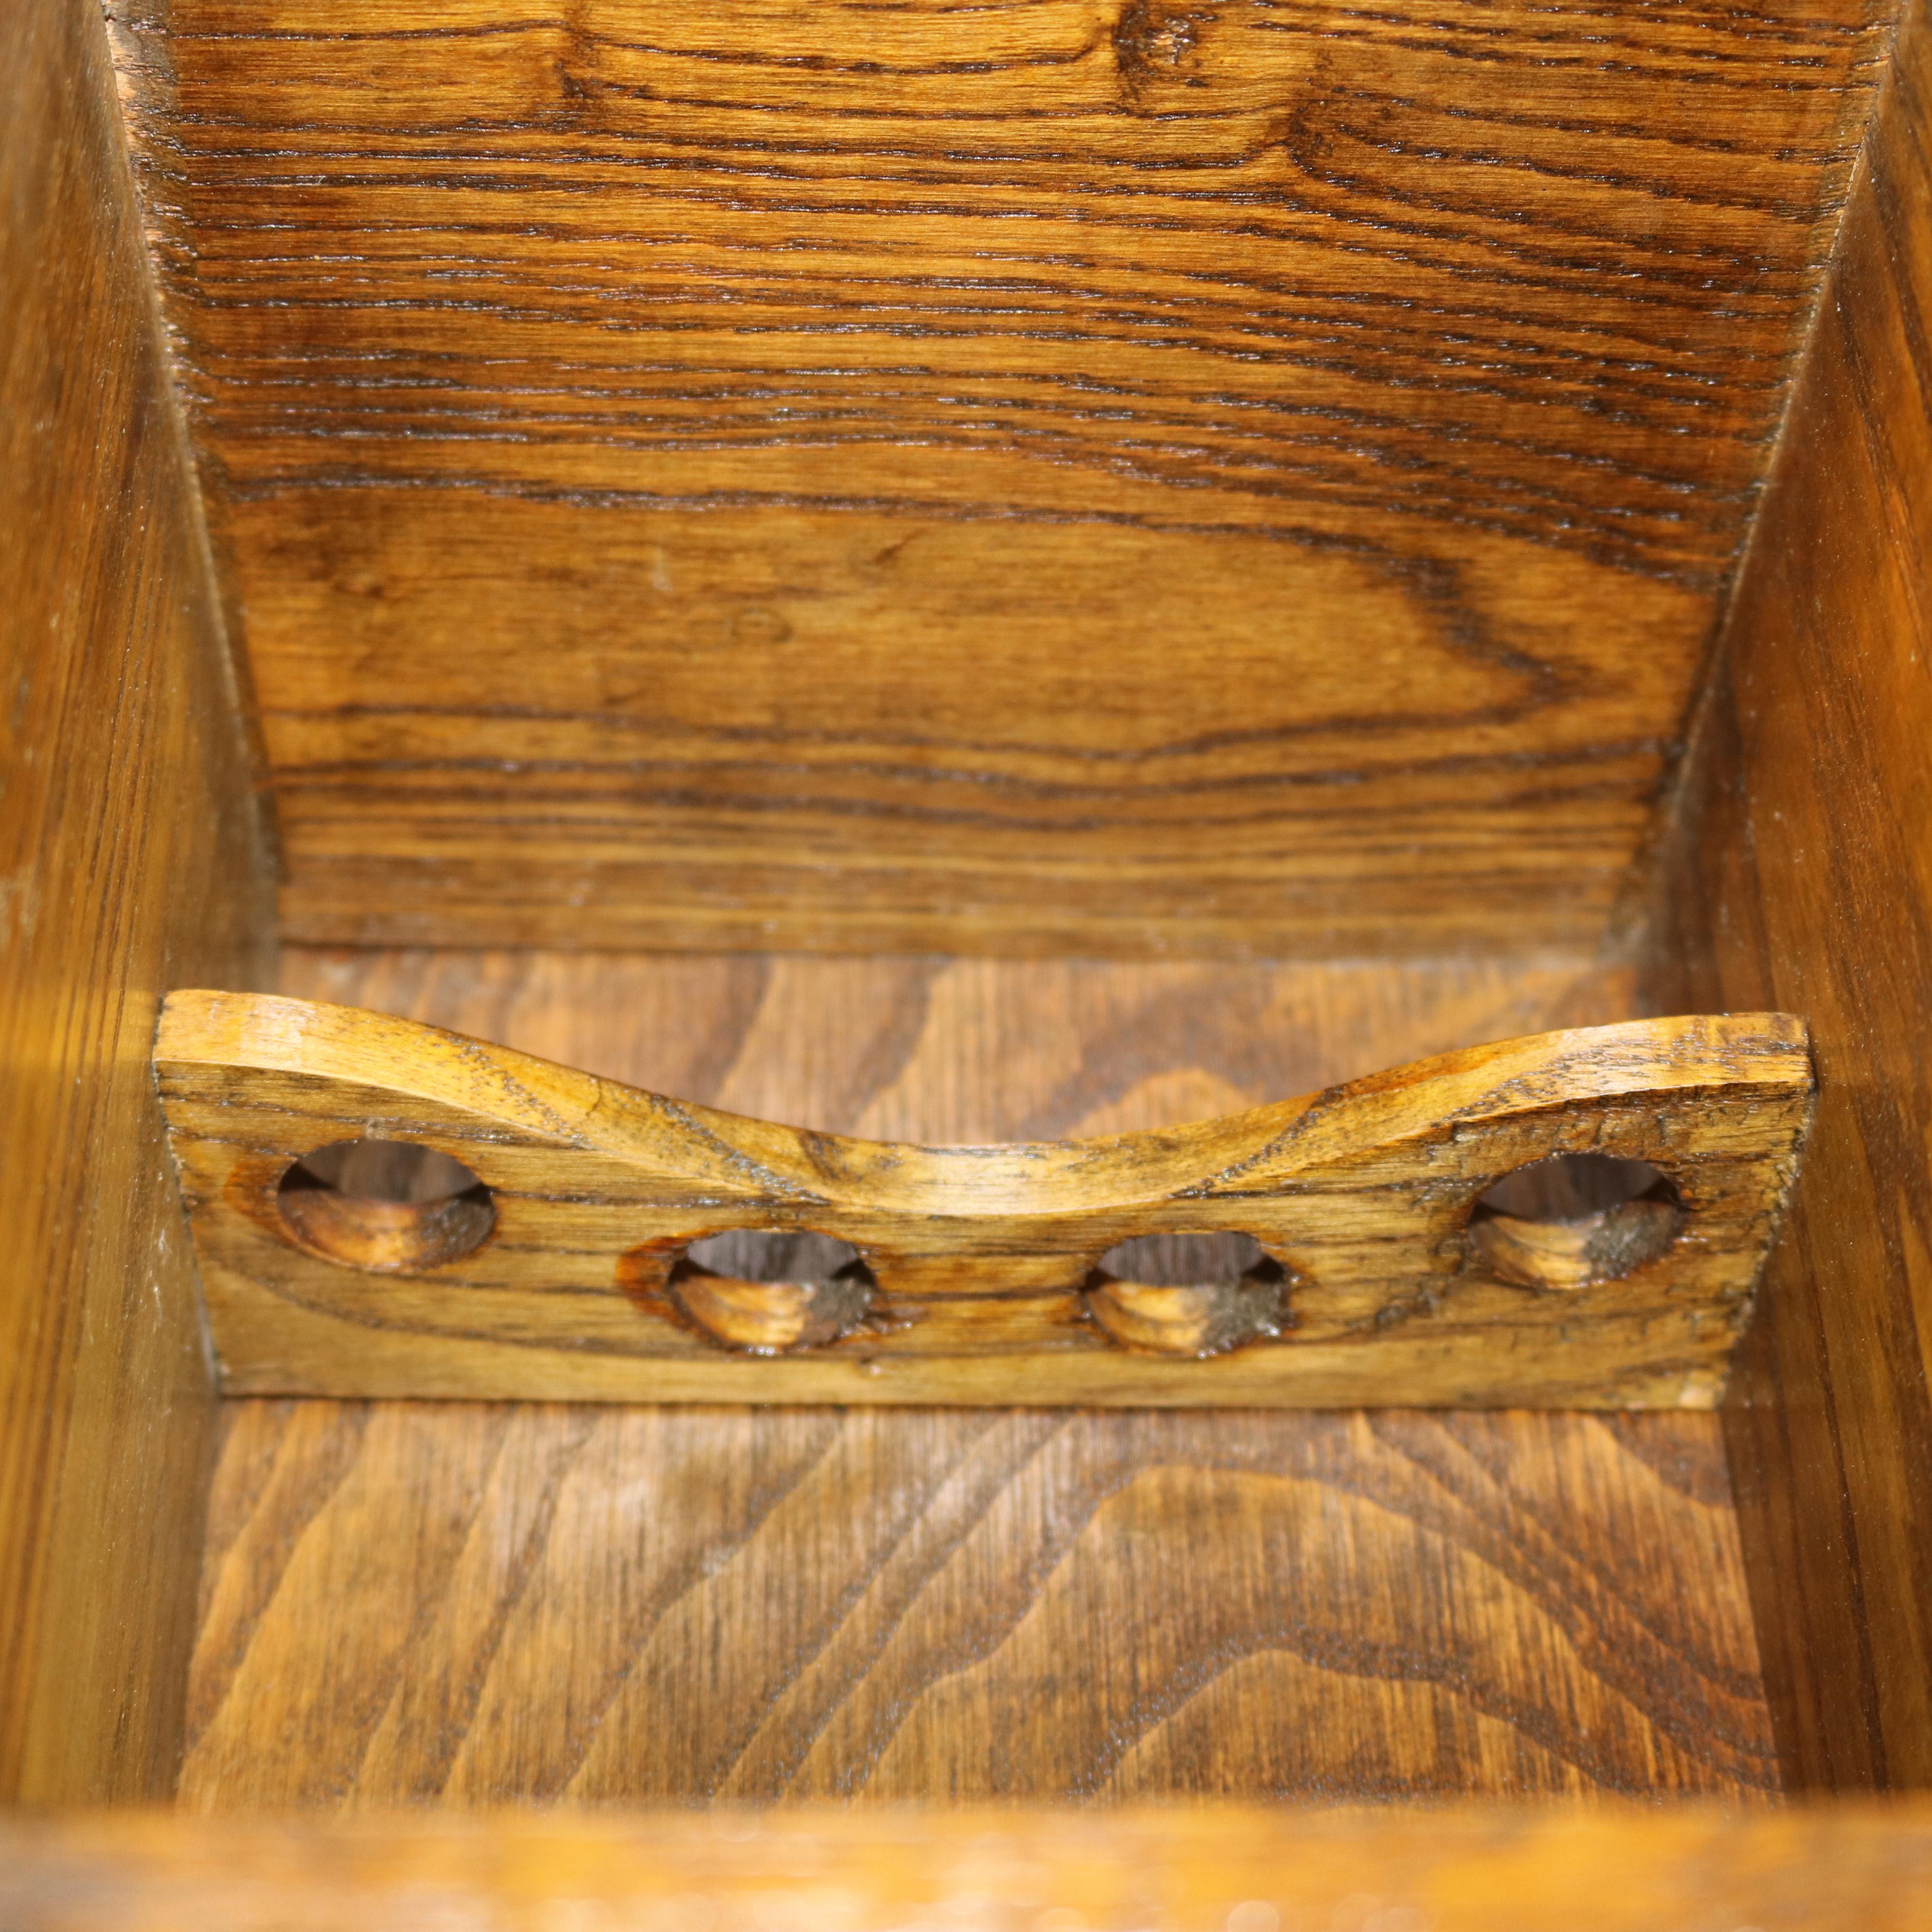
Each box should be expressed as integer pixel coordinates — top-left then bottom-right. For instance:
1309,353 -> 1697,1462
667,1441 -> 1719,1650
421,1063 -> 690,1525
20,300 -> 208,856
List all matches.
155,992 -> 1812,1407
1639,0 -> 1932,1792
0,0 -> 274,1803
6,1805 -> 1932,1930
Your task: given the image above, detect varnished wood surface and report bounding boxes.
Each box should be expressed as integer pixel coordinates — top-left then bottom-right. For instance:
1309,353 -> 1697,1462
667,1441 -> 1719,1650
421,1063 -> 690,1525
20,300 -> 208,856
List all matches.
275,947 -> 1645,1147
156,989 -> 1811,1406
182,1401 -> 1774,1804
17,1809 -> 1932,1932
0,0 -> 273,1803
1642,0 -> 1932,1793
106,0 -> 1894,953
172,946 -> 1776,1805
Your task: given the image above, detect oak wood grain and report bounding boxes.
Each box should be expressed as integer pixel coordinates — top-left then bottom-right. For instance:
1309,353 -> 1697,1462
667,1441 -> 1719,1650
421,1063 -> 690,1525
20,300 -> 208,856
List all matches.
274,947 -> 1646,1148
180,1399 -> 1775,1804
19,1806 -> 1932,1931
172,946 -> 1775,1806
104,0 -> 1896,952
1641,0 -> 1932,1794
155,989 -> 1812,1407
0,0 -> 274,1803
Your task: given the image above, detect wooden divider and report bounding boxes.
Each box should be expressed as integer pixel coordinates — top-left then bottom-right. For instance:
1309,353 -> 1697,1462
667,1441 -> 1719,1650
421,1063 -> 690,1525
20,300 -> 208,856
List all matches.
154,992 -> 1812,1408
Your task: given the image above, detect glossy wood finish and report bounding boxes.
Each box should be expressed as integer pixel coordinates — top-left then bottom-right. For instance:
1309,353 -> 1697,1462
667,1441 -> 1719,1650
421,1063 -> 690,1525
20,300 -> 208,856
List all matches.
1641,0 -> 1932,1791
0,0 -> 273,1804
171,946 -> 1775,1806
183,1392 -> 1772,1804
275,946 -> 1646,1145
105,0 -> 1894,953
156,989 -> 1811,1406
20,1806 -> 1932,1931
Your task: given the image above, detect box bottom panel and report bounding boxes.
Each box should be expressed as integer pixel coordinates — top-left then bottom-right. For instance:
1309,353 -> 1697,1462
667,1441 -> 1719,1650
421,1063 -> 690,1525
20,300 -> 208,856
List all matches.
176,945 -> 1772,1805
184,1397 -> 1772,1804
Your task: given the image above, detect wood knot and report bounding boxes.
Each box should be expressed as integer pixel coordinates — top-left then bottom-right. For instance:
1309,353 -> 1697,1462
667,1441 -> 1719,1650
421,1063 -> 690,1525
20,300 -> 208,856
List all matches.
1113,0 -> 1218,105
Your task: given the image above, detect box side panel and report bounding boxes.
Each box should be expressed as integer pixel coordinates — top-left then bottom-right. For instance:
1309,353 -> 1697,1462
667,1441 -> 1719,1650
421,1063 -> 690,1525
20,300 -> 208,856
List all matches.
106,0 -> 1896,953
1642,0 -> 1932,1791
0,0 -> 274,1801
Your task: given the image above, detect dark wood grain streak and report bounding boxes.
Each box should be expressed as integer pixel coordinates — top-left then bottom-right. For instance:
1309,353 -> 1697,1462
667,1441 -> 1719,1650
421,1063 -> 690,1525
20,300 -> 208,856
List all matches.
105,0 -> 1896,952
1641,0 -> 1932,1791
176,945 -> 1776,1805
0,0 -> 273,1803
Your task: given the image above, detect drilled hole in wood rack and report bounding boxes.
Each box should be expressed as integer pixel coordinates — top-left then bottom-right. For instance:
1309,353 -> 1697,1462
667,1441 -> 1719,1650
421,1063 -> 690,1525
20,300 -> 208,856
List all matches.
1086,1230 -> 1289,1357
1469,1152 -> 1685,1291
671,1230 -> 877,1355
276,1139 -> 496,1273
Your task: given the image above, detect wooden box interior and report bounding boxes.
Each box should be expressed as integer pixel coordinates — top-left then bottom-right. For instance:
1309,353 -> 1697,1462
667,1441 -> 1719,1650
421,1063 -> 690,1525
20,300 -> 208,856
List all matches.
3,0 -> 1930,1842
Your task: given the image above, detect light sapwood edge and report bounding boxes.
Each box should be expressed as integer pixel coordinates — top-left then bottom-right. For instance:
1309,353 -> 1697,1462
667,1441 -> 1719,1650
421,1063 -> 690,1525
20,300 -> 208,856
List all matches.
154,993 -> 1814,1407
7,1804 -> 1932,1929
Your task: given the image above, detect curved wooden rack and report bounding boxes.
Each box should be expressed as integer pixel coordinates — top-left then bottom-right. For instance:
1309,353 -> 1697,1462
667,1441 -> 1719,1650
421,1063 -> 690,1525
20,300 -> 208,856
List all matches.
153,993 -> 1812,1408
